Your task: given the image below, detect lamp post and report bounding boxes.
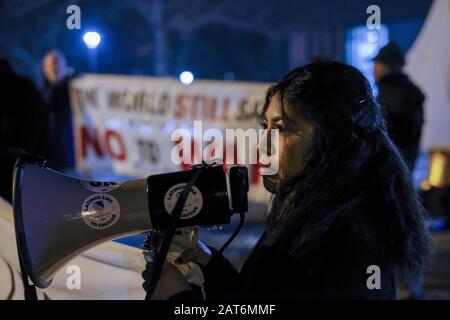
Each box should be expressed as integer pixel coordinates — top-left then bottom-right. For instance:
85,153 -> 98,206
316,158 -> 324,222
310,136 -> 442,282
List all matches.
83,31 -> 101,73
179,71 -> 194,85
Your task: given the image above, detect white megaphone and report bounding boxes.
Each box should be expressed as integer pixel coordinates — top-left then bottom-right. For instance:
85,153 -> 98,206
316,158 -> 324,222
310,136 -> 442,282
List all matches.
12,157 -> 248,291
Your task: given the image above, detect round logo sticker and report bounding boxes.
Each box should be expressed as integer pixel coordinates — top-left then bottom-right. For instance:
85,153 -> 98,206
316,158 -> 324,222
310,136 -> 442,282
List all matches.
80,180 -> 122,193
81,194 -> 120,230
164,184 -> 203,220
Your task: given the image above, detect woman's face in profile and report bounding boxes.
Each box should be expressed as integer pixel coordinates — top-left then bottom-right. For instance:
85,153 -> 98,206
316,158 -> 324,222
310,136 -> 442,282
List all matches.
260,94 -> 315,194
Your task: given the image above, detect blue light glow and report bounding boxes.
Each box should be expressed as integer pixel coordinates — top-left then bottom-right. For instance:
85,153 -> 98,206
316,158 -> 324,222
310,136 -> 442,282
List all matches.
346,25 -> 389,94
83,32 -> 101,49
179,71 -> 194,85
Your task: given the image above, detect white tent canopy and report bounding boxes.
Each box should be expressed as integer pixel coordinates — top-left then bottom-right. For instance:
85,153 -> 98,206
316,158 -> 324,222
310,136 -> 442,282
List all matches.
405,0 -> 450,150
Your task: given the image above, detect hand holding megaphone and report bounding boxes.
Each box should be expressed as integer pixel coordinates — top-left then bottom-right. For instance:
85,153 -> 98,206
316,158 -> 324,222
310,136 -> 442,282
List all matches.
142,228 -> 209,299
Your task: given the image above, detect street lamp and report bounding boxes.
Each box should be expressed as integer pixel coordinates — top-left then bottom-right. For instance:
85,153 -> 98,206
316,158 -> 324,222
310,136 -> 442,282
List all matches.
83,32 -> 101,49
179,71 -> 194,85
83,31 -> 101,73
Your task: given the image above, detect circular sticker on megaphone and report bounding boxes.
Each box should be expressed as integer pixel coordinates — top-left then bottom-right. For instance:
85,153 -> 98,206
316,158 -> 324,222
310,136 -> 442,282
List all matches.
164,184 -> 203,220
80,180 -> 123,193
81,194 -> 121,230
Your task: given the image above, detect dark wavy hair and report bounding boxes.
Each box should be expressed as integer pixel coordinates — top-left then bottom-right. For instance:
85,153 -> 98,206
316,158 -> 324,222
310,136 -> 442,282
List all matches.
261,61 -> 432,280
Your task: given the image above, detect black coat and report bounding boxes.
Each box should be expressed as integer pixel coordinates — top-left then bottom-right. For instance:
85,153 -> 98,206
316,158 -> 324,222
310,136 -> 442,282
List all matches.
198,209 -> 398,300
0,67 -> 50,202
42,75 -> 75,169
377,73 -> 425,169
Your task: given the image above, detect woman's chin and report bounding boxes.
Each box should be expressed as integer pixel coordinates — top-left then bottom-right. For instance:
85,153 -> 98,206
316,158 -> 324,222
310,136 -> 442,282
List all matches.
263,176 -> 278,194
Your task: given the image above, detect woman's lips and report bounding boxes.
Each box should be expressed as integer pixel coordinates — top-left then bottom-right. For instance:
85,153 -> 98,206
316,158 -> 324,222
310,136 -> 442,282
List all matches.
258,157 -> 272,167
258,163 -> 275,175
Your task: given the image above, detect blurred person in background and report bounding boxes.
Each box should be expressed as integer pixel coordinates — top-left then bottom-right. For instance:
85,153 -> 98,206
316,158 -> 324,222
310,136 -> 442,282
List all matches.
0,58 -> 49,202
374,43 -> 427,299
374,42 -> 425,171
41,50 -> 75,170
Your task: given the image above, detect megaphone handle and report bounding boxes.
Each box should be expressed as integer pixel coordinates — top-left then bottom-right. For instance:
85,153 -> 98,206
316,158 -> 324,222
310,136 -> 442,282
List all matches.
18,248 -> 38,300
144,168 -> 203,300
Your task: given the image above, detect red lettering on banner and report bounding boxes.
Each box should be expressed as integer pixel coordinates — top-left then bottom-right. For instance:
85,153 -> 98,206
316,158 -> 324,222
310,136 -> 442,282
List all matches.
191,95 -> 200,118
173,139 -> 260,185
175,95 -> 187,118
79,125 -> 127,161
224,143 -> 238,165
250,164 -> 260,184
204,97 -> 216,119
174,94 -> 231,121
104,130 -> 127,161
173,138 -> 202,171
80,126 -> 103,158
221,98 -> 230,121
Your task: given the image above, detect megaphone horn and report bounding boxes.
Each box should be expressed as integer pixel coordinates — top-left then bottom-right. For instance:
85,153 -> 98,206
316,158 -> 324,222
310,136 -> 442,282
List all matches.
12,159 -> 244,289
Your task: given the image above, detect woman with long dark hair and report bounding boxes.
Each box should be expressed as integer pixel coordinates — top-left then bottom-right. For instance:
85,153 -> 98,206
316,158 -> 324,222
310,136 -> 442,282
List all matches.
143,61 -> 432,299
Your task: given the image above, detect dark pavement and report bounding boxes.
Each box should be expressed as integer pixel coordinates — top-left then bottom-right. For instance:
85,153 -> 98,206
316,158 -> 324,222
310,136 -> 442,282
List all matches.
420,231 -> 450,299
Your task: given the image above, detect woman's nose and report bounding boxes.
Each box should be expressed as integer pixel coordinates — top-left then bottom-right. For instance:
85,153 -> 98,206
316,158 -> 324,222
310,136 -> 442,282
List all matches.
258,129 -> 272,157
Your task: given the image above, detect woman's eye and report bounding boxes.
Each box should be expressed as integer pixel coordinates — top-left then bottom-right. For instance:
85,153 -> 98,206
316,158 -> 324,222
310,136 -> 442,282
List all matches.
259,122 -> 285,132
271,125 -> 284,132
